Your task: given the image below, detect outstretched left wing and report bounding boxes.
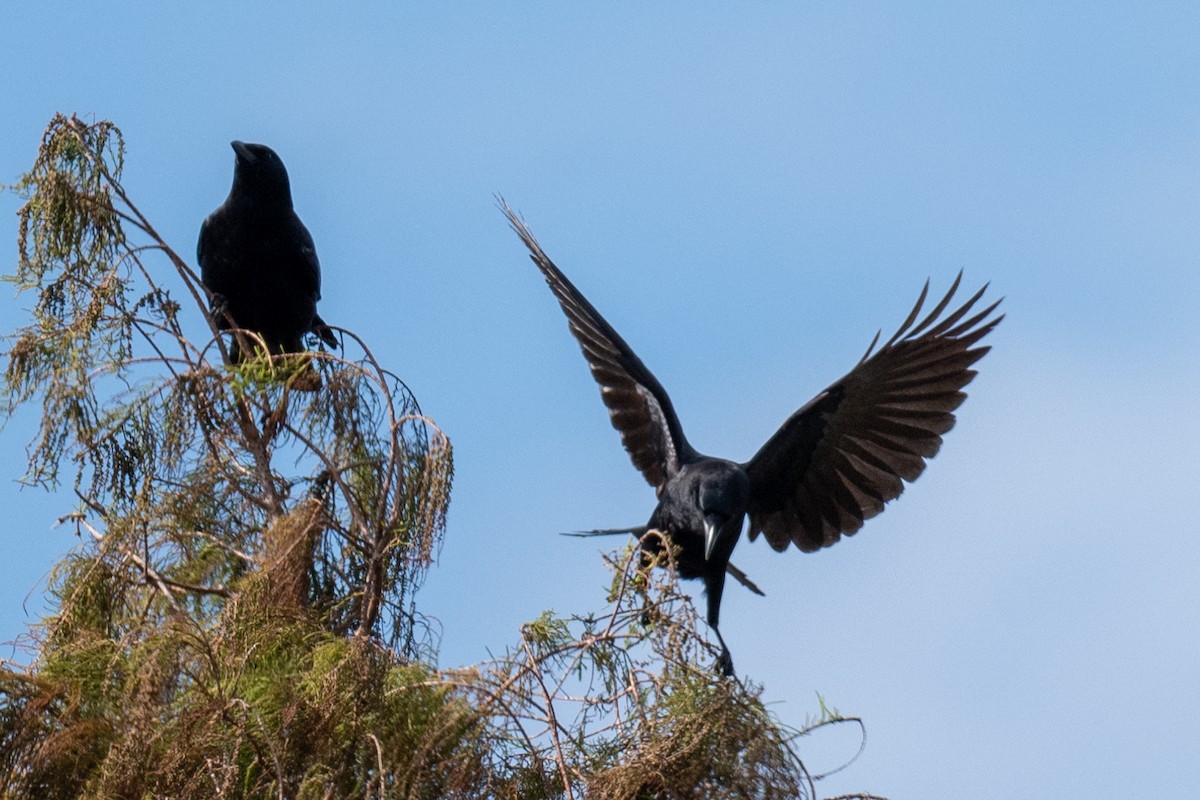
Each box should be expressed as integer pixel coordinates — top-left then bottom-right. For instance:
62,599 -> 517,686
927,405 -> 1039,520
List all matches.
503,202 -> 698,493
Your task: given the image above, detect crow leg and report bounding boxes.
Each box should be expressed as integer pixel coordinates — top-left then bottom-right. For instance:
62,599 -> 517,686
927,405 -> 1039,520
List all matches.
712,625 -> 735,678
207,293 -> 243,362
705,568 -> 735,677
209,292 -> 229,321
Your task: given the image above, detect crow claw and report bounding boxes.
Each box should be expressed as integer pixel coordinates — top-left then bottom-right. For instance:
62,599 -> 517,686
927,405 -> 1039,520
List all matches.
716,647 -> 736,678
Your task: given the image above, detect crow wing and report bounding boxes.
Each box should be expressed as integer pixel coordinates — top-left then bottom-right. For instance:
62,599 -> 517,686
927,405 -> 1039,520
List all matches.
504,203 -> 696,492
289,215 -> 323,303
288,217 -> 338,348
196,209 -> 235,301
744,273 -> 1002,552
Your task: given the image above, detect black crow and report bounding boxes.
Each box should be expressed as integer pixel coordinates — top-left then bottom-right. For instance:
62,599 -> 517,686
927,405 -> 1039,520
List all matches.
198,141 -> 337,366
504,205 -> 1002,676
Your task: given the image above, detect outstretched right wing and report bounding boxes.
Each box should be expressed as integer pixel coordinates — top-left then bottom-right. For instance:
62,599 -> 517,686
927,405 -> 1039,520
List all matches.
744,273 -> 1002,552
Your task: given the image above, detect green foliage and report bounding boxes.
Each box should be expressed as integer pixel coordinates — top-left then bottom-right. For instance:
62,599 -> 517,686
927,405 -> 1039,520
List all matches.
0,115 -> 884,800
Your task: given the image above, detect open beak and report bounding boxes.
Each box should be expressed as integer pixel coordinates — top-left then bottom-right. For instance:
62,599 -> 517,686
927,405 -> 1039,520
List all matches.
704,514 -> 721,560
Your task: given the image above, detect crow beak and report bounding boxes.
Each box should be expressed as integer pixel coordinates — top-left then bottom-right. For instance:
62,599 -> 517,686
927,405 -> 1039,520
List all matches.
231,141 -> 254,163
704,514 -> 721,561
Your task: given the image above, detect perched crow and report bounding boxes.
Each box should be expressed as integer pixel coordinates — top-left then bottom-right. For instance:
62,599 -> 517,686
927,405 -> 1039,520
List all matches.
504,205 -> 1002,676
198,141 -> 337,365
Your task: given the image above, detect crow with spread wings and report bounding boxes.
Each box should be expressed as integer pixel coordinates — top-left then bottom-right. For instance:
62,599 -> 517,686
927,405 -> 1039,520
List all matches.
504,204 -> 1002,676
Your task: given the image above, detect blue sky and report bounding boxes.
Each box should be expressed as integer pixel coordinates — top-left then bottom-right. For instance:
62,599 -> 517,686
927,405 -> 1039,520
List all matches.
2,3 -> 1198,796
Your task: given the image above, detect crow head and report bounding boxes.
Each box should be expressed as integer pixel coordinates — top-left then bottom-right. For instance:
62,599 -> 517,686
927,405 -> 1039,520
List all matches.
230,141 -> 293,205
696,462 -> 750,561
